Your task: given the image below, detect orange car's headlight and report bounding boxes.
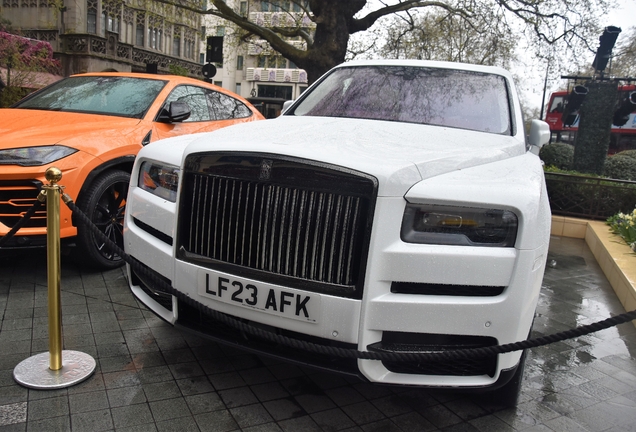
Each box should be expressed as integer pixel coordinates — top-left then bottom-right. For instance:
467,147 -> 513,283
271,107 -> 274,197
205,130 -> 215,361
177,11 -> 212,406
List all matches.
0,145 -> 78,166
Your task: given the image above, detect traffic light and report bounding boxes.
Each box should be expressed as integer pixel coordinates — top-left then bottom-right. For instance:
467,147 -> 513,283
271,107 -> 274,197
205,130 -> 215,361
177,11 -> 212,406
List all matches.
592,26 -> 621,73
562,85 -> 588,127
613,92 -> 636,127
206,36 -> 223,64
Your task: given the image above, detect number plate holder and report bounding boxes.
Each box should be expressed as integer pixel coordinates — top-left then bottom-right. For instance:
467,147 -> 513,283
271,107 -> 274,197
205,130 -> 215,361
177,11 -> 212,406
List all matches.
197,269 -> 321,323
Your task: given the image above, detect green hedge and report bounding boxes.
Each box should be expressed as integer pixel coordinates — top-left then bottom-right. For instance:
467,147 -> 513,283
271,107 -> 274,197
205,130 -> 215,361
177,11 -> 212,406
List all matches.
539,143 -> 574,170
604,154 -> 636,181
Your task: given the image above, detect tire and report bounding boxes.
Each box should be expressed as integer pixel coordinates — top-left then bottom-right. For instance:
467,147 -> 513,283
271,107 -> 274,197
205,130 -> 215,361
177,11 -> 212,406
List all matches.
484,349 -> 527,407
74,170 -> 129,270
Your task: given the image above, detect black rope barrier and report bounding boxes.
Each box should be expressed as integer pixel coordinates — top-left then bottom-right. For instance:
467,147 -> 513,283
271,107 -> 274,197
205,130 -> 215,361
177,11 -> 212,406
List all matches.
0,198 -> 43,248
64,194 -> 636,363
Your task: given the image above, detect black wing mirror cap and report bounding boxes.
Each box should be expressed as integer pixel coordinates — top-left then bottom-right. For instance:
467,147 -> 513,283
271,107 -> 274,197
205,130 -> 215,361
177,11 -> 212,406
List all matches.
158,101 -> 191,123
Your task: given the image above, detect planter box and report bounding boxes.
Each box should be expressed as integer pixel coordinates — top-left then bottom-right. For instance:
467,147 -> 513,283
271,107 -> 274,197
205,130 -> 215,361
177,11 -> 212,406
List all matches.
552,216 -> 636,326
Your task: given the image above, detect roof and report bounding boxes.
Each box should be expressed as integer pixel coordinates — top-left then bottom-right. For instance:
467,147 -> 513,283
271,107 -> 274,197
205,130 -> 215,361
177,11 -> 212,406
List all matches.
333,59 -> 511,77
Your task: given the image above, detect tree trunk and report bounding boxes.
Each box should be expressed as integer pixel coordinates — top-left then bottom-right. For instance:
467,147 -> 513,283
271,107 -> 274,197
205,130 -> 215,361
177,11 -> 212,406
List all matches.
571,81 -> 618,174
297,1 -> 366,83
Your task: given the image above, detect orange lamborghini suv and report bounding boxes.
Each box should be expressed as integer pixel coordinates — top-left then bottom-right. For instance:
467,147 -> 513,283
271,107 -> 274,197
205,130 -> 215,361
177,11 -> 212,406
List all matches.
0,72 -> 264,269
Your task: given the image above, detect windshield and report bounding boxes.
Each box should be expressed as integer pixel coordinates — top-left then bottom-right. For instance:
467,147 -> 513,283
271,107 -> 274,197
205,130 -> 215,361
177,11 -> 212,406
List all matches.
14,76 -> 167,119
291,66 -> 512,134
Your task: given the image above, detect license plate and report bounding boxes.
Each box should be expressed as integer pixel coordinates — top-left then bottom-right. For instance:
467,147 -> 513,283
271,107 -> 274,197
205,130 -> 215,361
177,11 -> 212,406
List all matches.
197,270 -> 320,323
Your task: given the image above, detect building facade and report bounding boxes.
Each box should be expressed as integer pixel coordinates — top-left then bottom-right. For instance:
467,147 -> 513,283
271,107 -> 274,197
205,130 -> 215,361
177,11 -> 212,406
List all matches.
203,0 -> 312,107
1,0 -> 205,76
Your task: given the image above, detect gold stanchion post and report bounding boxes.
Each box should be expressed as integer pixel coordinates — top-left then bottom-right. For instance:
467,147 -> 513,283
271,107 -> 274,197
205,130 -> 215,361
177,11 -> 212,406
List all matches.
13,167 -> 96,389
45,167 -> 63,371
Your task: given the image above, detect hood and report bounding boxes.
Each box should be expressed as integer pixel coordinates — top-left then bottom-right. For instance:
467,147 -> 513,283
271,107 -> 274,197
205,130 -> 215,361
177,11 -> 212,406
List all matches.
182,116 -> 527,197
0,109 -> 142,148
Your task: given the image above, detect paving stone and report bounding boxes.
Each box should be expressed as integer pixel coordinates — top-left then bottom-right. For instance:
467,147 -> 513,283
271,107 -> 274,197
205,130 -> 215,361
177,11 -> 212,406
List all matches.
2,232 -> 636,431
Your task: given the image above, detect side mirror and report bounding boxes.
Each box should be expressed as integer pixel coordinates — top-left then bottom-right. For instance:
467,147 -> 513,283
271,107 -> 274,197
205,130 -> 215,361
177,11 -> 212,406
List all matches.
528,119 -> 550,155
158,101 -> 191,123
281,100 -> 294,114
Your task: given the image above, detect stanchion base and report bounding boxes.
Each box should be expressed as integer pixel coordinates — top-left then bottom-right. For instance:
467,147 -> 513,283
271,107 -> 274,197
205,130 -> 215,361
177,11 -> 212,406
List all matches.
13,350 -> 96,390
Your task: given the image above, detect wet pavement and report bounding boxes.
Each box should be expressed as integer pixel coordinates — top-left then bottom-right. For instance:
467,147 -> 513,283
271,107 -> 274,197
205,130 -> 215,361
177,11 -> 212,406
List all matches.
1,235 -> 636,431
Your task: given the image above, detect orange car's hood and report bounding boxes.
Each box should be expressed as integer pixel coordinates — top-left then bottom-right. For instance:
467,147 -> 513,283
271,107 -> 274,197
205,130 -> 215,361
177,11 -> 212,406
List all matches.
0,109 -> 143,148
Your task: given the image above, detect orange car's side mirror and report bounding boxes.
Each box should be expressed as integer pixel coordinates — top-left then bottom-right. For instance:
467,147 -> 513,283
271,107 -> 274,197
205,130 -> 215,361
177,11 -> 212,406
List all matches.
158,101 -> 191,123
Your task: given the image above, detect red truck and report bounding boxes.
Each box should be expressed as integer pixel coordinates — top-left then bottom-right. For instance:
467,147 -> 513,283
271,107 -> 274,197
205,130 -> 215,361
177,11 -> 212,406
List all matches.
544,84 -> 636,153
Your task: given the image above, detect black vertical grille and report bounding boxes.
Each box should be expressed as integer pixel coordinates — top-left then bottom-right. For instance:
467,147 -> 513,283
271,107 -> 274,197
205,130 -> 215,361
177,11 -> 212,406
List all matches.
177,153 -> 377,299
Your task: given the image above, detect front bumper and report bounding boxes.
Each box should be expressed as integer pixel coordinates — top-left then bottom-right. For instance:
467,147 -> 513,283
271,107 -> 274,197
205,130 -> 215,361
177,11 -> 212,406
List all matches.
126,192 -> 548,388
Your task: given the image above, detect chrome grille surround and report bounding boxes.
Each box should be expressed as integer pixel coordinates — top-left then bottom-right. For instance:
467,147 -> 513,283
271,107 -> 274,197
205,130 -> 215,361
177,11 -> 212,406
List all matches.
177,153 -> 377,299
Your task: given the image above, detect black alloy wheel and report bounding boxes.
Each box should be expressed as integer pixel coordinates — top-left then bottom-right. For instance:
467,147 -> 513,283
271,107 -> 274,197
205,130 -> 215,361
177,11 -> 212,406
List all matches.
74,170 -> 129,270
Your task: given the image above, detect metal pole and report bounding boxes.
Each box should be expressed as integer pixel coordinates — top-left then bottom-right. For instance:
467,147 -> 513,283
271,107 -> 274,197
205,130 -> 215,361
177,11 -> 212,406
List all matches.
540,62 -> 550,120
43,167 -> 63,371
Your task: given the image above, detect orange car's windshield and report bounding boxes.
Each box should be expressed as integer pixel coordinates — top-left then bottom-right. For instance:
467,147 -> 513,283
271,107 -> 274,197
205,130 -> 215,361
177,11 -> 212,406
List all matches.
14,76 -> 168,119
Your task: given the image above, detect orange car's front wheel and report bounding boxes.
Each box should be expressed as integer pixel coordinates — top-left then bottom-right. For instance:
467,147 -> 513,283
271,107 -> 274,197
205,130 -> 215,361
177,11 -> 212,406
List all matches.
74,169 -> 129,270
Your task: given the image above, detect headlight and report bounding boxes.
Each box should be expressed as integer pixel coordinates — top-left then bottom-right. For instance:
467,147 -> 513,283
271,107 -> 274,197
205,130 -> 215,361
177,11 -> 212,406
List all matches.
0,146 -> 77,166
138,161 -> 180,202
401,204 -> 518,247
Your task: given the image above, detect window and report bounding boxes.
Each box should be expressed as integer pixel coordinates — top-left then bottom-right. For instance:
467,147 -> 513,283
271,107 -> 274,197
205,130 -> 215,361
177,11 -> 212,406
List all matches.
291,0 -> 309,12
148,20 -> 162,51
87,8 -> 97,34
258,84 -> 292,100
164,86 -> 211,122
256,56 -> 290,69
101,12 -> 106,36
126,22 -> 133,44
239,1 -> 247,15
200,53 -> 205,64
207,91 -> 252,120
107,15 -> 119,33
549,96 -> 565,113
235,83 -> 241,95
16,76 -> 168,118
237,56 -> 244,71
136,24 -> 144,47
214,81 -> 222,87
173,37 -> 180,56
216,26 -> 225,37
162,86 -> 252,122
292,66 -> 511,134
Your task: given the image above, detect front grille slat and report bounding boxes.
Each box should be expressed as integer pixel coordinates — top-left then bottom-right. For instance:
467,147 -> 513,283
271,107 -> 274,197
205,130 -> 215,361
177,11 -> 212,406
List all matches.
233,181 -> 244,264
302,192 -> 315,280
310,192 -> 324,281
345,198 -> 361,283
292,189 -> 306,279
178,154 -> 376,299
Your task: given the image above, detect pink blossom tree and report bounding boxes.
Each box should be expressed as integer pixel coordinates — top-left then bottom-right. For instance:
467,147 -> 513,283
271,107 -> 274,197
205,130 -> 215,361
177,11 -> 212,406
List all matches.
0,30 -> 61,106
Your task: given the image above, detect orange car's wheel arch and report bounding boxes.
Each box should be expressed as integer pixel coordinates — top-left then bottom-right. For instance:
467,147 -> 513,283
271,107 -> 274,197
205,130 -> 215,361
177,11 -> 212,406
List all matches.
71,157 -> 135,269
